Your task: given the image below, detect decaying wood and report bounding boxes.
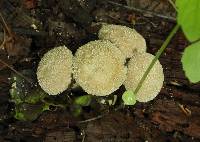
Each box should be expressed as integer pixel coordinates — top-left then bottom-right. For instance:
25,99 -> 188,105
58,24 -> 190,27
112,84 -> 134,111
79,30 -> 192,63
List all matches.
0,0 -> 200,141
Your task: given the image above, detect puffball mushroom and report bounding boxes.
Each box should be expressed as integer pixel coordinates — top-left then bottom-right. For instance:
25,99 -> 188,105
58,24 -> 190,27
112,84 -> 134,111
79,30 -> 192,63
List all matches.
124,52 -> 164,102
73,40 -> 127,96
37,46 -> 73,95
98,24 -> 147,58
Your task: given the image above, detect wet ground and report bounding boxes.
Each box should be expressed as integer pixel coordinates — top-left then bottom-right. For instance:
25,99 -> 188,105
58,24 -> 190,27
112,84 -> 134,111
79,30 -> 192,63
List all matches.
0,0 -> 200,142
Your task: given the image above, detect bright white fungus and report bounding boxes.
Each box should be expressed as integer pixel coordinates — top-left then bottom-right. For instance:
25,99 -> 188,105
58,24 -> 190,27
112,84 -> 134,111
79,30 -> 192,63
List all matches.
98,24 -> 147,58
73,40 -> 127,96
124,52 -> 164,102
37,46 -> 73,95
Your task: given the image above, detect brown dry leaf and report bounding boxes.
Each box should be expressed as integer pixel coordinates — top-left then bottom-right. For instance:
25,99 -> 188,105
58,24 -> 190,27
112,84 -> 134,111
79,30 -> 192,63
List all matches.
126,0 -> 176,17
2,33 -> 31,57
23,0 -> 36,9
0,53 -> 15,70
0,13 -> 31,57
0,75 -> 7,83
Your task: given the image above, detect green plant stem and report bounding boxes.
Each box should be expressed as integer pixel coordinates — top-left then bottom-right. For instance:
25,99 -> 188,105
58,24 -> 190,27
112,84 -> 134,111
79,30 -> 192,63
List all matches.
134,24 -> 180,95
168,0 -> 177,11
41,99 -> 66,109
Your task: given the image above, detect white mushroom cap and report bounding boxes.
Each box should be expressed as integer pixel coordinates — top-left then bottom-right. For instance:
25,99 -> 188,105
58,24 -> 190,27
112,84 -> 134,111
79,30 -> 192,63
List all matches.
37,46 -> 73,95
124,52 -> 164,102
98,24 -> 147,58
73,40 -> 127,96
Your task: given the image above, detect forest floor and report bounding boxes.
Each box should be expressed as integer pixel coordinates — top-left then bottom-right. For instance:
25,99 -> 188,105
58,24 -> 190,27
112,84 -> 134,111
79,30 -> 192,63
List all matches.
0,0 -> 200,142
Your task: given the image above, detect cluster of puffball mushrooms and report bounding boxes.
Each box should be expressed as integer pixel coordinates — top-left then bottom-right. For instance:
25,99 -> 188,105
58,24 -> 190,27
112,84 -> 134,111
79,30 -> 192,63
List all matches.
37,24 -> 164,103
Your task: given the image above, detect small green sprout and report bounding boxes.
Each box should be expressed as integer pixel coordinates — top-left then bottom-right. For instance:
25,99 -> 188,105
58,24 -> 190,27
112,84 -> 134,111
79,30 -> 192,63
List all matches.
122,90 -> 136,105
74,95 -> 92,106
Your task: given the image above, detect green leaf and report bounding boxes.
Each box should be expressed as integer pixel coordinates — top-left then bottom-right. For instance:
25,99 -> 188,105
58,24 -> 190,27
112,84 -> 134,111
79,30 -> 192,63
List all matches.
181,41 -> 200,83
24,88 -> 47,104
71,105 -> 82,117
14,103 -> 48,121
74,95 -> 92,106
9,73 -> 27,104
10,84 -> 24,105
9,70 -> 47,105
9,70 -> 34,104
122,90 -> 136,105
176,0 -> 200,42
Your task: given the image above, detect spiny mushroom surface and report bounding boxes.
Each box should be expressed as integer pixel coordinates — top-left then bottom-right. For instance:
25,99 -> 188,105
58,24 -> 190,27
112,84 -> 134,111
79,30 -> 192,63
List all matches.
98,24 -> 147,58
73,40 -> 127,96
37,46 -> 73,95
124,52 -> 164,102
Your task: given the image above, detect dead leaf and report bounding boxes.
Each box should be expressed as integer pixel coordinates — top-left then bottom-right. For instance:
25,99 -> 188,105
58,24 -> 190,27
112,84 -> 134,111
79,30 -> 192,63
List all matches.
0,13 -> 31,57
23,0 -> 36,9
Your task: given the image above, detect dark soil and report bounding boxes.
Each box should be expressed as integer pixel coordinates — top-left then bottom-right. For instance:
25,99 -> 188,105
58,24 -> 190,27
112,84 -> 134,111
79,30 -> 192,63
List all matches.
0,0 -> 200,142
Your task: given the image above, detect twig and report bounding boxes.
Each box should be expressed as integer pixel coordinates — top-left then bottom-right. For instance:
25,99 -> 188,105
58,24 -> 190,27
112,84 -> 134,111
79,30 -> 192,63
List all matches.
0,59 -> 33,84
78,102 -> 126,124
107,1 -> 176,22
0,12 -> 12,36
81,129 -> 86,142
168,0 -> 177,11
0,12 -> 14,50
0,13 -> 32,83
78,114 -> 104,124
0,28 -> 6,49
177,102 -> 191,117
41,99 -> 66,109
